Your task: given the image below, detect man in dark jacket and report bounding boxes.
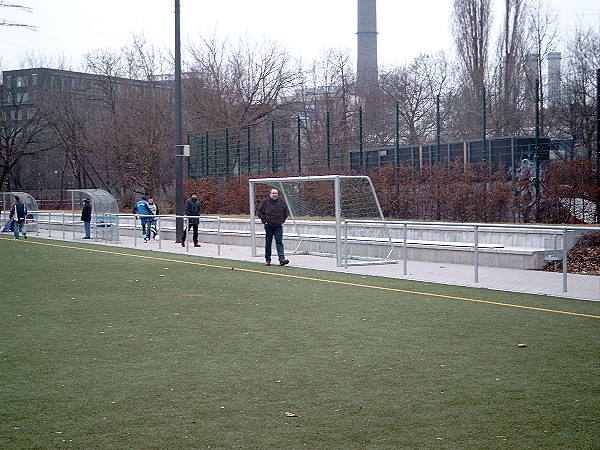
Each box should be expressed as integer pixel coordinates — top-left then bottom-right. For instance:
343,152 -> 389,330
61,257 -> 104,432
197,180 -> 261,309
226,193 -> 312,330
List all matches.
81,198 -> 92,239
182,192 -> 201,247
258,188 -> 289,266
9,195 -> 27,240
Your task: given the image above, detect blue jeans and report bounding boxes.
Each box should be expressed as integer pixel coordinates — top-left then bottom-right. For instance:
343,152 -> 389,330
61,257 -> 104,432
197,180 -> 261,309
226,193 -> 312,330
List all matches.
264,224 -> 285,263
141,218 -> 152,239
84,221 -> 91,238
13,219 -> 26,239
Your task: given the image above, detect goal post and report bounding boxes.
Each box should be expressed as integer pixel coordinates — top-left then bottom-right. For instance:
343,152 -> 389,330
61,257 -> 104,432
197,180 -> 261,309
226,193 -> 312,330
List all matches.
249,175 -> 397,267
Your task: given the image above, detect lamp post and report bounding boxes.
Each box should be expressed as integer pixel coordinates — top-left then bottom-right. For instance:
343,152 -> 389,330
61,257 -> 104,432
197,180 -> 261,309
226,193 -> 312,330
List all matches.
174,0 -> 183,241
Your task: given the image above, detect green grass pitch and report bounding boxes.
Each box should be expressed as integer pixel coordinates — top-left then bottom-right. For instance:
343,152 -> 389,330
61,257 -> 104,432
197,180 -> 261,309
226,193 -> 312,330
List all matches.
1,236 -> 599,449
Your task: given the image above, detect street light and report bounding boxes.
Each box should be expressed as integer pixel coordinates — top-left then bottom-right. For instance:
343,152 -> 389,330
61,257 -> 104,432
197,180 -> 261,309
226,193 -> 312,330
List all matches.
174,0 -> 183,241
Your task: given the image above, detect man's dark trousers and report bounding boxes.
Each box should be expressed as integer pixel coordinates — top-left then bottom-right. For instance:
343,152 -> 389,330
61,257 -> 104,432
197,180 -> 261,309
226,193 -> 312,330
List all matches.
264,224 -> 284,263
182,223 -> 199,245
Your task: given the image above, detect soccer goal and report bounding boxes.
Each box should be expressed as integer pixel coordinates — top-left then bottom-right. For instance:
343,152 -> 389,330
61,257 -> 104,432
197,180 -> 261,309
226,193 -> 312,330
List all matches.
249,175 -> 397,267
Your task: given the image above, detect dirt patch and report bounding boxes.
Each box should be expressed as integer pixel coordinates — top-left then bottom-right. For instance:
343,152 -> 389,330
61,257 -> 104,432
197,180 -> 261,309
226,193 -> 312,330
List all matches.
542,232 -> 600,276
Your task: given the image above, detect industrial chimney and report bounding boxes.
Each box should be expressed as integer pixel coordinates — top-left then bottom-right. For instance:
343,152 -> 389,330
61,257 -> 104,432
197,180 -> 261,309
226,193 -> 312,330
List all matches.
357,0 -> 378,91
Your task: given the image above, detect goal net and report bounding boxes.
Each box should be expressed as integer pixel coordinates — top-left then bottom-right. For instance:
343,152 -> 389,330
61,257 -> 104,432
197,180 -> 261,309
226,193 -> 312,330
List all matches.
249,175 -> 397,266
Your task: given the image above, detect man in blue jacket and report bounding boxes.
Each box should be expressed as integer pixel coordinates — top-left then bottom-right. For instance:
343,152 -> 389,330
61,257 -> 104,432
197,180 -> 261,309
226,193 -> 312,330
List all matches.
9,195 -> 28,240
132,196 -> 153,242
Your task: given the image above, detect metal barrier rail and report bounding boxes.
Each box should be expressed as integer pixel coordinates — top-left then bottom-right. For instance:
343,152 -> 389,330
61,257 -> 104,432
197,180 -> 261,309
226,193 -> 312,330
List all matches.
345,220 -> 600,293
4,211 -> 598,294
4,212 -> 223,256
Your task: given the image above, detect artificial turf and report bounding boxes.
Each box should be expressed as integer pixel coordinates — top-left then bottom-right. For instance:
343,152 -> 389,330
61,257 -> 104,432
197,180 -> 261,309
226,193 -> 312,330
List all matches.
1,236 -> 598,449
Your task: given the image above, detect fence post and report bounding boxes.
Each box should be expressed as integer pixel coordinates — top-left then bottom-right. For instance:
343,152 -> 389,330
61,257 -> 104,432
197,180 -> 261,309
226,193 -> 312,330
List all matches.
403,222 -> 408,275
237,140 -> 241,179
271,120 -> 276,173
474,224 -> 479,283
482,87 -> 487,163
359,106 -> 364,169
205,131 -> 209,177
247,125 -> 251,175
115,214 -> 119,244
436,94 -> 441,164
344,220 -> 348,269
214,139 -> 218,177
225,127 -> 230,176
158,215 -> 162,249
297,115 -> 302,175
395,101 -> 400,168
217,216 -> 221,256
562,227 -> 568,292
184,217 -> 189,252
326,111 -> 331,170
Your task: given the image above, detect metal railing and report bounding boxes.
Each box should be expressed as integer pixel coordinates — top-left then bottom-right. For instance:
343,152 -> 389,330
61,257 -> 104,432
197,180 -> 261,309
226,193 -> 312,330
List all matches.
3,211 -> 597,294
1,212 -> 223,255
344,220 -> 600,293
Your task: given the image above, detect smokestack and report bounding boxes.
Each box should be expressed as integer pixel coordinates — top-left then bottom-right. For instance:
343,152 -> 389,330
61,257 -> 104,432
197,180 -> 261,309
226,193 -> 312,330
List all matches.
548,51 -> 562,107
357,0 -> 378,91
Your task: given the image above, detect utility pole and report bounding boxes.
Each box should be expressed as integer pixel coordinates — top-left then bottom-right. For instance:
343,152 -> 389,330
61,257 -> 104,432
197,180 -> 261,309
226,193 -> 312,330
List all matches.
174,0 -> 183,242
535,78 -> 540,222
596,69 -> 599,223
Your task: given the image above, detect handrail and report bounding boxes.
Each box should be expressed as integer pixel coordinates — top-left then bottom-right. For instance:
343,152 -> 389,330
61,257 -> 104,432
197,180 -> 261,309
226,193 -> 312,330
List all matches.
346,219 -> 600,293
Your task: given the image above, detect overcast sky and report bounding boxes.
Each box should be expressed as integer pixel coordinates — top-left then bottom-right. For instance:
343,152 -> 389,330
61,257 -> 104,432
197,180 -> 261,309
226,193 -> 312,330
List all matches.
1,0 -> 598,72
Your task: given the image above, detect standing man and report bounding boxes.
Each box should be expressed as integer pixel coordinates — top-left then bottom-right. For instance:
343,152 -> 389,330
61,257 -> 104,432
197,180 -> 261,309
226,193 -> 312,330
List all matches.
9,195 -> 27,240
132,196 -> 153,243
181,192 -> 201,247
81,198 -> 92,239
258,188 -> 289,266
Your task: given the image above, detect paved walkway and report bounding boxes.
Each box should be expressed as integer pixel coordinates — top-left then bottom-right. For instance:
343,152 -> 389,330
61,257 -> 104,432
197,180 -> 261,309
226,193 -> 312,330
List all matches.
43,233 -> 599,302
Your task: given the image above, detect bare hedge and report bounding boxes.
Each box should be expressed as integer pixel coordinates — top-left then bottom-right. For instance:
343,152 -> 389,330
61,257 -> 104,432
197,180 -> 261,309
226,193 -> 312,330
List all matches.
183,160 -> 598,224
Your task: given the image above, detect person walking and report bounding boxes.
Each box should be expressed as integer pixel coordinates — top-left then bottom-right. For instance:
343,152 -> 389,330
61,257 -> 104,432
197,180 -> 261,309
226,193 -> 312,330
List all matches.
81,198 -> 92,239
132,196 -> 153,242
147,197 -> 159,239
181,192 -> 201,247
9,195 -> 28,240
258,188 -> 289,266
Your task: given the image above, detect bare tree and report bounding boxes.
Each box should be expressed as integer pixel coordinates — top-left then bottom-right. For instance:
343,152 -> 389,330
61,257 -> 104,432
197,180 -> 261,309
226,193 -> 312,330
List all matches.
0,1 -> 36,29
84,43 -> 174,198
380,52 -> 454,145
185,35 -> 299,131
0,94 -> 49,190
451,0 -> 493,138
35,81 -> 100,189
121,33 -> 171,82
490,0 -> 528,135
558,24 -> 600,159
292,48 -> 357,172
526,0 -> 558,132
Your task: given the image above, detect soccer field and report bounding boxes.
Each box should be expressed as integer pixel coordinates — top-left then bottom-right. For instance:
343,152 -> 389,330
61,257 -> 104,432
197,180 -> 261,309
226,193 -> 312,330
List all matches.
1,236 -> 599,449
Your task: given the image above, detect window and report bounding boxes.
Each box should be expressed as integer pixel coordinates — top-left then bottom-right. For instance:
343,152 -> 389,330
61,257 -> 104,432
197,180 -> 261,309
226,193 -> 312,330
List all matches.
15,92 -> 30,103
16,76 -> 29,87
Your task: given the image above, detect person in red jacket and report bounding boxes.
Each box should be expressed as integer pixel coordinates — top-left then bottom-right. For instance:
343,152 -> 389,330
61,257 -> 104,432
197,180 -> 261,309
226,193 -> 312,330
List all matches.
258,188 -> 289,266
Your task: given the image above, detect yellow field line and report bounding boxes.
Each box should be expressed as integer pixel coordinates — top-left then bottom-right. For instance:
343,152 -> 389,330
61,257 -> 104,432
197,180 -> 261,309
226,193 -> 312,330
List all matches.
5,237 -> 600,319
